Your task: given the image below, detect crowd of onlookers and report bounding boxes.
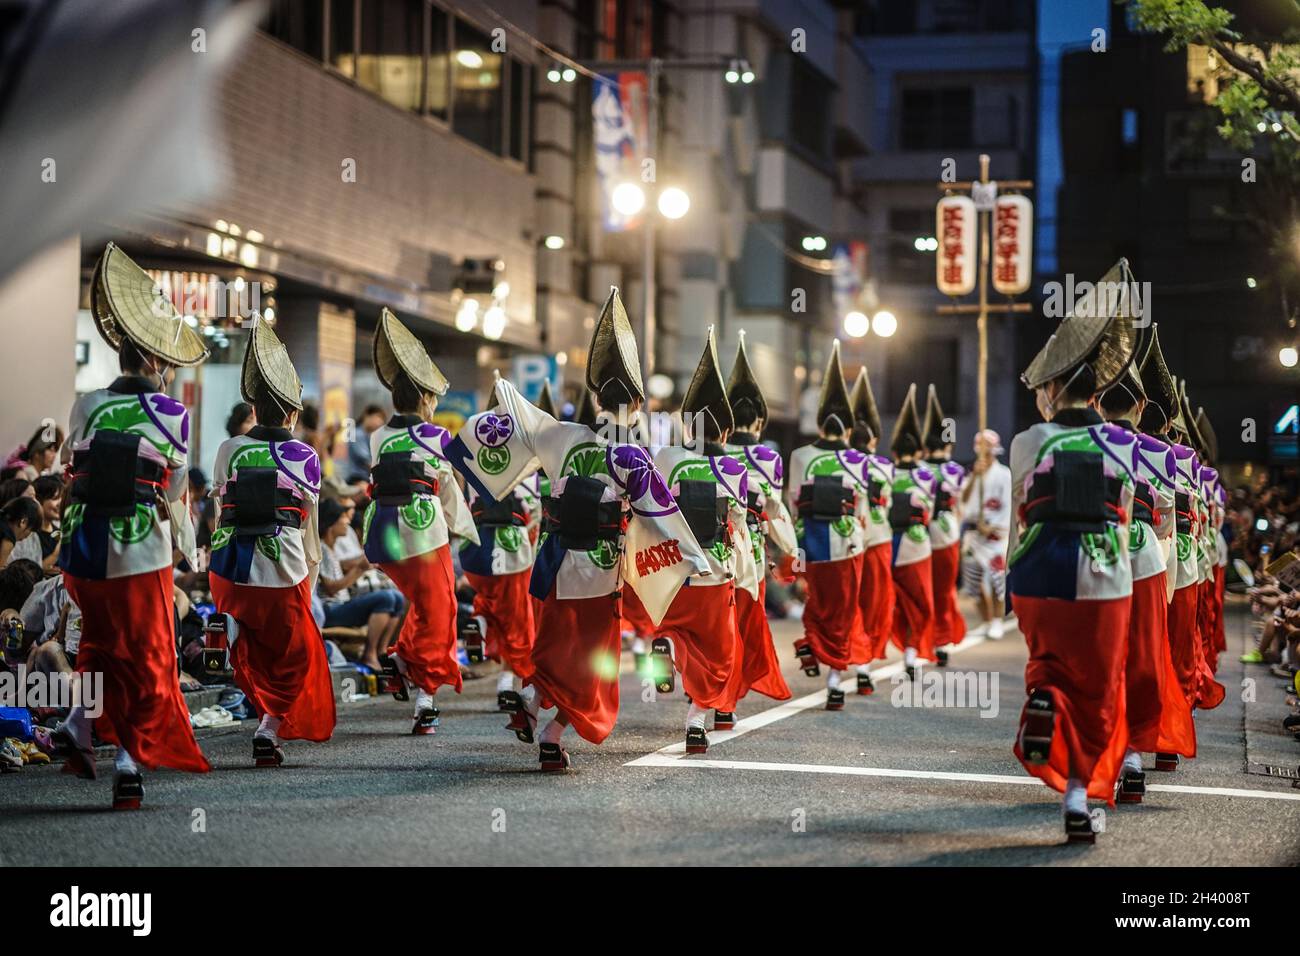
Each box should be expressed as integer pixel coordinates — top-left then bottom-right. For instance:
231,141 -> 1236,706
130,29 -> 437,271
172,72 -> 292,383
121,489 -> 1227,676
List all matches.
1228,468 -> 1300,754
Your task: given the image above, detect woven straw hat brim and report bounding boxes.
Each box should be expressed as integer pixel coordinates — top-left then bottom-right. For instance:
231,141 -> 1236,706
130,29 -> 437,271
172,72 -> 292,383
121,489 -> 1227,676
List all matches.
1195,408 -> 1218,464
586,287 -> 645,401
535,379 -> 559,418
850,367 -> 882,440
374,308 -> 448,397
726,331 -> 768,422
241,317 -> 303,411
1137,324 -> 1176,420
91,243 -> 208,367
1022,259 -> 1138,391
816,340 -> 853,430
682,327 -> 734,436
921,384 -> 946,448
575,388 -> 598,427
890,383 -> 925,456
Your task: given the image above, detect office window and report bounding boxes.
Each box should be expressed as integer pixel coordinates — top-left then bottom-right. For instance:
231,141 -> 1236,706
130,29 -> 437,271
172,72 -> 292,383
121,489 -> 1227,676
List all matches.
887,336 -> 959,411
789,57 -> 832,160
427,4 -> 450,120
508,58 -> 529,162
453,18 -> 503,155
900,87 -> 973,149
886,208 -> 932,284
330,0 -> 357,76
354,0 -> 424,113
263,0 -> 325,61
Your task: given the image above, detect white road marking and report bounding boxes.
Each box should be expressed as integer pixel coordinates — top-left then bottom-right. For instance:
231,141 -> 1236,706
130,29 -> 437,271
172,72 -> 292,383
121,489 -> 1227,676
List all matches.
636,634 -> 987,757
626,753 -> 1300,803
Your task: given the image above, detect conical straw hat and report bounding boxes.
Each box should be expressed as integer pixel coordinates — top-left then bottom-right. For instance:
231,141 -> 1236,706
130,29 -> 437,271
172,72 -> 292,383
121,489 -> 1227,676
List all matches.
90,242 -> 208,367
241,315 -> 303,411
374,307 -> 448,396
586,286 -> 645,401
682,326 -> 734,436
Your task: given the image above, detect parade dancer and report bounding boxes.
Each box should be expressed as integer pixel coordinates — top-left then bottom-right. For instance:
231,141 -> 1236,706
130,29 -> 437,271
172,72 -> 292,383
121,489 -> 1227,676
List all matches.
363,309 -> 479,734
959,430 -> 1012,639
846,366 -> 894,695
1194,408 -> 1227,665
209,317 -> 335,767
920,385 -> 966,665
722,332 -> 797,716
1158,383 -> 1224,777
650,328 -> 755,751
887,385 -> 937,679
1097,326 -> 1194,803
446,288 -> 710,771
1009,258 -> 1140,843
786,341 -> 866,710
54,243 -> 211,808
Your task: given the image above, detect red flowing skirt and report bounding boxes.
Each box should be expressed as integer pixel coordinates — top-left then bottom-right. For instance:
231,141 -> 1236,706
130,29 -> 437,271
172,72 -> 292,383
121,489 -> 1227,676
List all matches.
854,542 -> 896,663
801,556 -> 863,671
1127,573 -> 1195,757
64,569 -> 210,773
930,541 -> 966,648
210,574 -> 335,742
381,546 -> 462,696
1168,583 -> 1224,711
621,586 -> 657,640
1011,593 -> 1129,803
1212,564 -> 1226,655
891,557 -> 936,661
660,583 -> 742,711
734,579 -> 791,703
466,568 -> 535,680
528,590 -> 622,744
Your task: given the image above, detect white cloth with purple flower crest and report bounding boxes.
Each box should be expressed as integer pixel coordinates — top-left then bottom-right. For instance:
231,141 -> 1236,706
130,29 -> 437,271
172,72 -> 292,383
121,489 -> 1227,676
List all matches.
61,387 -> 191,580
652,445 -> 758,598
445,379 -> 711,624
210,434 -> 322,588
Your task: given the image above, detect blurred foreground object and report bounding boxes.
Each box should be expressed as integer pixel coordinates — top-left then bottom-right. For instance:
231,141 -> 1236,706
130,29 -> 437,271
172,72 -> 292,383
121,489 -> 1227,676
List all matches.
0,0 -> 262,281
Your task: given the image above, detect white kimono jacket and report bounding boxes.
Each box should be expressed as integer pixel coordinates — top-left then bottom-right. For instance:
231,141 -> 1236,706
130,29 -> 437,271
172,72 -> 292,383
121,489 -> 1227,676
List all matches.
444,379 -> 710,625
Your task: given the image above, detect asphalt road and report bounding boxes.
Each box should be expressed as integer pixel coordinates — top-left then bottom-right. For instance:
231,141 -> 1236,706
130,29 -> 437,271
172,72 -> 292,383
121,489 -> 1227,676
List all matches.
3,600 -> 1298,867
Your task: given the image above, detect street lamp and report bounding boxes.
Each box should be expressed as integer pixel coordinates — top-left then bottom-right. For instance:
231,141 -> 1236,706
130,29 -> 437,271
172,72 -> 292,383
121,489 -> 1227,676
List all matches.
843,311 -> 870,338
543,234 -> 565,250
657,186 -> 690,220
872,310 -> 898,337
611,182 -> 646,217
1281,345 -> 1298,368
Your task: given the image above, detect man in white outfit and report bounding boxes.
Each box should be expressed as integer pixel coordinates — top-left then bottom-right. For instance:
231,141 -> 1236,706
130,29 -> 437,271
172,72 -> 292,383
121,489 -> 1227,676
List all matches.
960,429 -> 1012,638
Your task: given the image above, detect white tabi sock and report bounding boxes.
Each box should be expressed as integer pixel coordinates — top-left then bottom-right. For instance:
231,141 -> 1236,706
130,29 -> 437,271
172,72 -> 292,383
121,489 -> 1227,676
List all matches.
855,664 -> 872,677
520,684 -> 540,717
1063,777 -> 1088,816
685,702 -> 709,730
255,714 -> 283,740
631,637 -> 647,656
826,669 -> 842,690
539,718 -> 565,745
1123,749 -> 1143,774
904,647 -> 918,667
496,669 -> 515,694
60,705 -> 92,750
114,748 -> 139,775
414,688 -> 435,715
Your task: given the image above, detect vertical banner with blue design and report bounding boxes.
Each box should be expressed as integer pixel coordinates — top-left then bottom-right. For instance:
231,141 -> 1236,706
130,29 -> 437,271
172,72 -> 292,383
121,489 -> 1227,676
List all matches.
592,71 -> 648,232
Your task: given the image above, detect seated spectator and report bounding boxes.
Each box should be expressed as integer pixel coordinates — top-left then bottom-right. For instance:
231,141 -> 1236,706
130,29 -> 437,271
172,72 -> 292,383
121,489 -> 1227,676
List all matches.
4,423 -> 63,481
347,404 -> 386,483
225,401 -> 255,437
30,475 -> 62,572
0,498 -> 41,568
20,572 -> 82,670
317,498 -> 404,670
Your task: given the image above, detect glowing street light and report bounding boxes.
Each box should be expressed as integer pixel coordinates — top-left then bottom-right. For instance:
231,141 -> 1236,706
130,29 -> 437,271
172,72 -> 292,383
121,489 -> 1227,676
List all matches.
843,311 -> 870,338
657,186 -> 690,220
1281,345 -> 1298,368
482,305 -> 506,340
543,235 -> 565,250
456,50 -> 483,69
872,310 -> 898,338
611,182 -> 646,217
